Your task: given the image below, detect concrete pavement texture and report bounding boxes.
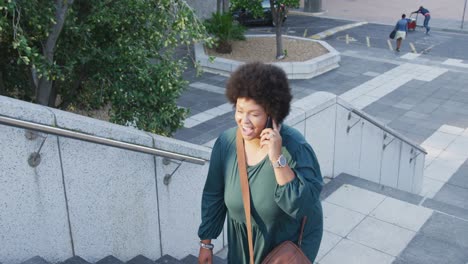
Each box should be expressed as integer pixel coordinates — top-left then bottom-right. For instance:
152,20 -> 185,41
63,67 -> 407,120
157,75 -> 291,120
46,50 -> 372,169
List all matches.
321,0 -> 468,32
176,14 -> 468,264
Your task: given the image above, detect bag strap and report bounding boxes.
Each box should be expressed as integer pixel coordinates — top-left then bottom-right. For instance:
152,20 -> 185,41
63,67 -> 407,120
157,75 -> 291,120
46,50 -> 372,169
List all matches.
236,129 -> 308,264
236,128 -> 255,264
298,216 -> 307,248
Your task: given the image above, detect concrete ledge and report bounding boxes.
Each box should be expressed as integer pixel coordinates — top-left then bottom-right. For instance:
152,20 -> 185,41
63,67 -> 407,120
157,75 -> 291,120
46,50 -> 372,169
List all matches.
195,35 -> 340,79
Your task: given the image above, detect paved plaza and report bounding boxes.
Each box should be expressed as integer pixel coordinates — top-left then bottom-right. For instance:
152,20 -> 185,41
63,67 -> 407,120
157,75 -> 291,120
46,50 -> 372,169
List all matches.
174,11 -> 468,264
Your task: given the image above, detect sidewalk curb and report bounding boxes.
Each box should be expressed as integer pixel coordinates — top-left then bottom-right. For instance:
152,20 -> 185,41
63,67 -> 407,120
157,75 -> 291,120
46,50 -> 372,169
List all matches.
289,9 -> 326,16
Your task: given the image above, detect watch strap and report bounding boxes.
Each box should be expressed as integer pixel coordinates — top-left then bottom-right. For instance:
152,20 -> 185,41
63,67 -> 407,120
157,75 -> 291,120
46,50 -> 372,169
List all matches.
272,154 -> 286,168
199,241 -> 214,249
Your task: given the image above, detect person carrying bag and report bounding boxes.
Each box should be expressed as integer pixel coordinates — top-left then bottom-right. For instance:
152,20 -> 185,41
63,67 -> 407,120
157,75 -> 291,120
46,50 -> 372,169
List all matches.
197,62 -> 323,264
236,128 -> 311,264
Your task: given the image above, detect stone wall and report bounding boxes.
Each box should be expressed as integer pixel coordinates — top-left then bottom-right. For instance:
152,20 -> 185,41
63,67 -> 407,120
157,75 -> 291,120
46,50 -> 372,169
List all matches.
0,91 -> 425,263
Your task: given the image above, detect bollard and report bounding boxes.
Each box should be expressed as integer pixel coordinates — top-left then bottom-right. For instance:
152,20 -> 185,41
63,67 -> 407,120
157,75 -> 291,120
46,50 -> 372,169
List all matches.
409,42 -> 417,53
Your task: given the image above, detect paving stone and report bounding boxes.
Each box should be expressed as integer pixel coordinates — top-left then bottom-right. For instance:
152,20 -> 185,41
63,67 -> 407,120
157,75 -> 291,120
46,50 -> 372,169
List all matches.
96,256 -> 124,264
320,175 -> 346,200
393,102 -> 414,110
319,239 -> 394,264
316,231 -> 342,261
402,111 -> 430,120
126,255 -> 154,264
431,90 -> 456,100
62,256 -> 91,264
322,201 -> 366,237
348,217 -> 415,256
335,70 -> 361,78
420,212 -> 468,249
363,102 -> 391,114
391,257 -> 411,264
417,120 -> 444,131
423,198 -> 468,221
21,256 -> 50,264
363,71 -> 380,77
321,174 -> 423,205
448,160 -> 468,189
433,182 -> 468,211
387,120 -> 415,133
324,184 -> 386,215
173,127 -> 203,141
402,131 -> 431,145
207,75 -> 227,82
449,118 -> 468,128
154,255 -> 181,264
398,232 -> 468,264
370,197 -> 433,231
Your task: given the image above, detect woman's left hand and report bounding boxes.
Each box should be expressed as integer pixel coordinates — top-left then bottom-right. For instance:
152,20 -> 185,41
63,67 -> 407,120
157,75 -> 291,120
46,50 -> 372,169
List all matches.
260,119 -> 282,162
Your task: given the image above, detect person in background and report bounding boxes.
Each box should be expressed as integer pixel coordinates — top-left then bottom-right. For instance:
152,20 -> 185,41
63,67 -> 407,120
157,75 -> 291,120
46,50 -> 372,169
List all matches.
197,62 -> 324,263
394,14 -> 409,52
412,6 -> 431,34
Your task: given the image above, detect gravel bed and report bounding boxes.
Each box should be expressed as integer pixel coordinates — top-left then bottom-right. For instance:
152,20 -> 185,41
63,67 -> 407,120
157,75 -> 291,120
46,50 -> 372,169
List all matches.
206,36 -> 328,63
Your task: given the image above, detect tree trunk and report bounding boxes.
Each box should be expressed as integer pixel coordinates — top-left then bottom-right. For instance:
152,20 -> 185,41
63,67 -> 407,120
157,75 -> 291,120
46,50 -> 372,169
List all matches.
36,0 -> 74,106
0,71 -> 5,95
272,3 -> 284,59
275,21 -> 284,59
222,0 -> 229,13
217,0 -> 221,13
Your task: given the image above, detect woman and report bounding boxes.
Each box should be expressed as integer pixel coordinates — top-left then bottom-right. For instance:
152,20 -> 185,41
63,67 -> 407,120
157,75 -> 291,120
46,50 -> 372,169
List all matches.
412,6 -> 430,34
394,14 -> 409,52
198,62 -> 323,263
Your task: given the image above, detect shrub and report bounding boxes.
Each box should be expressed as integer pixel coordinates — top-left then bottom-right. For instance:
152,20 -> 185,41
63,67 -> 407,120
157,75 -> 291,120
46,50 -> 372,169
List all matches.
204,12 -> 246,53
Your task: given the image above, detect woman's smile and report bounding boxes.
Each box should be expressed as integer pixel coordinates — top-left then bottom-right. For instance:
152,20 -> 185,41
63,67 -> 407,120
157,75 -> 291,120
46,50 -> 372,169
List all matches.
235,97 -> 268,141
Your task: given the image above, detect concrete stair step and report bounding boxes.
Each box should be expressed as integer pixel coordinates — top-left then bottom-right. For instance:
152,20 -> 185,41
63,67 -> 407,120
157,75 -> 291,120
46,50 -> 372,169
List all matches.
126,255 -> 155,264
21,256 -> 49,264
96,256 -> 124,264
62,256 -> 91,264
179,254 -> 226,264
179,255 -> 197,264
16,253 -> 227,264
154,255 -> 182,264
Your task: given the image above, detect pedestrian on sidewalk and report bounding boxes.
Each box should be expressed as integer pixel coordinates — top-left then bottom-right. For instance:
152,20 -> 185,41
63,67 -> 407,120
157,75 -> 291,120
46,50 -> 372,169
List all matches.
411,6 -> 431,34
198,62 -> 323,264
394,14 -> 408,52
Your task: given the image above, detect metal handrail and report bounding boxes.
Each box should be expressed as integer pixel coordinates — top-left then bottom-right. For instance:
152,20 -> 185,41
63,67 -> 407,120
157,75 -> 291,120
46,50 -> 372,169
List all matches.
0,115 -> 206,165
349,109 -> 427,154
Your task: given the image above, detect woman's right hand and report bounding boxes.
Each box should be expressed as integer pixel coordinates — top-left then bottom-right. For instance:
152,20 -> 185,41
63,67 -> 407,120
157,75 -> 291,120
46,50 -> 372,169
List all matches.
198,247 -> 213,264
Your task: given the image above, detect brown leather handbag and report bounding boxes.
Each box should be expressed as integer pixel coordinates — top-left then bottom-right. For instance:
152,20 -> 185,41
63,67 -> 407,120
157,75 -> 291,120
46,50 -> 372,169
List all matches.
236,129 -> 312,264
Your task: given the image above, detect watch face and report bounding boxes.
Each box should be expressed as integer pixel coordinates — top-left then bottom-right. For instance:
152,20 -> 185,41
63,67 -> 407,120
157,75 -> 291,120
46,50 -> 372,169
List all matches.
278,155 -> 287,167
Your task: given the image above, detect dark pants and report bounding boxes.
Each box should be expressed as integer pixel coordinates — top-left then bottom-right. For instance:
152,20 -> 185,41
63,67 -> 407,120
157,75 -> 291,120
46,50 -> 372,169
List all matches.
423,15 -> 431,33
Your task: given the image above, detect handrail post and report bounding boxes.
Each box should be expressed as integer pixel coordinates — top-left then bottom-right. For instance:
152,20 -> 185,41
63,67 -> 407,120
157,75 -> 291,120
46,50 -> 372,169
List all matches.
462,0 -> 468,29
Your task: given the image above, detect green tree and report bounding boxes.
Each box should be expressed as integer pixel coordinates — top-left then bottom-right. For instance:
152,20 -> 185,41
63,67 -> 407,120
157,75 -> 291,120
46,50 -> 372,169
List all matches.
0,0 -> 211,136
230,0 -> 299,59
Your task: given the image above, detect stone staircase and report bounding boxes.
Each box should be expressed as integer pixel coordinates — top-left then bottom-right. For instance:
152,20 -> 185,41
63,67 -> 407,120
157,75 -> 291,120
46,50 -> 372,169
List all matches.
13,254 -> 227,264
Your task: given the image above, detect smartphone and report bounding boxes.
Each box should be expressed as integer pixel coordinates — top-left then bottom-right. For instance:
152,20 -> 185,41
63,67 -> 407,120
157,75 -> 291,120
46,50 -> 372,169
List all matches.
265,116 -> 273,129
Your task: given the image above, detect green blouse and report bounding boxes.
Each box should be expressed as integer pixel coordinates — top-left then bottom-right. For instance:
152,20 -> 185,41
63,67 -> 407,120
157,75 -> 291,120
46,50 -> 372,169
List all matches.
198,125 -> 323,263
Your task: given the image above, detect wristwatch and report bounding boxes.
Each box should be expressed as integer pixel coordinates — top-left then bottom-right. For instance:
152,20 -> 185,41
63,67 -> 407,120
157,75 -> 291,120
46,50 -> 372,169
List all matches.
200,241 -> 214,250
272,154 -> 287,168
